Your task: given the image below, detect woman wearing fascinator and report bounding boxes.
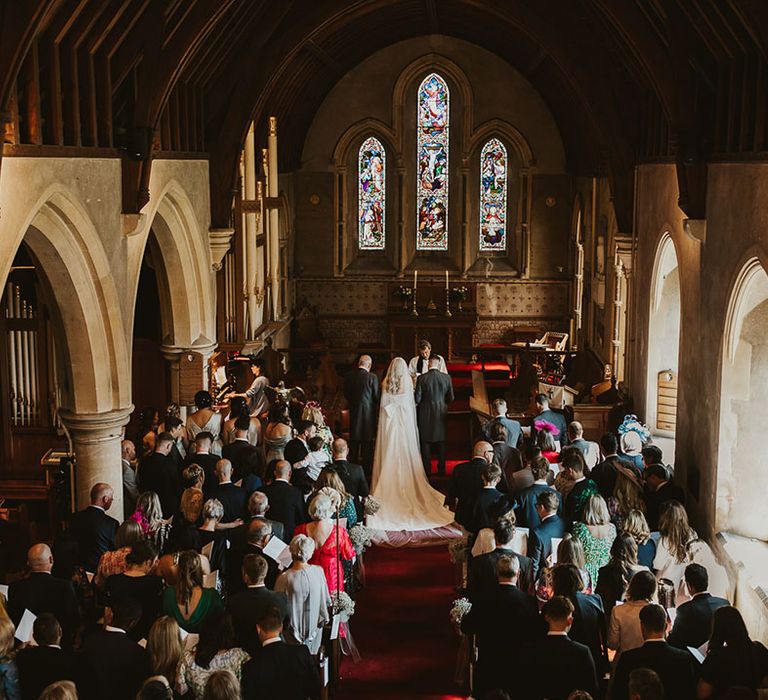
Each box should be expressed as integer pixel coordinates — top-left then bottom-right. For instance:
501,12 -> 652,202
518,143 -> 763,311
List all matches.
617,415 -> 651,472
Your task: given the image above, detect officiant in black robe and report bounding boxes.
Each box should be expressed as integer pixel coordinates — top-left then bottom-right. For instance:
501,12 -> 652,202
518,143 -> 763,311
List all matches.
415,357 -> 454,476
343,354 -> 380,469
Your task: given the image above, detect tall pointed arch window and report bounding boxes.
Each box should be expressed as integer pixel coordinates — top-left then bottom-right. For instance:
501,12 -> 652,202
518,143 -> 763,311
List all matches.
479,138 -> 508,251
416,73 -> 449,250
358,136 -> 386,250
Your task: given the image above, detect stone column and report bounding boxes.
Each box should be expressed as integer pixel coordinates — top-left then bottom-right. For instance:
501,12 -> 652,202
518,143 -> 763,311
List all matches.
59,406 -> 133,519
161,341 -> 219,406
267,117 -> 280,319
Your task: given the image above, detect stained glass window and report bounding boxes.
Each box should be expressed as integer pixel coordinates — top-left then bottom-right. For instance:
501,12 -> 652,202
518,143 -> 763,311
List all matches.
358,136 -> 386,250
479,138 -> 507,251
416,73 -> 449,250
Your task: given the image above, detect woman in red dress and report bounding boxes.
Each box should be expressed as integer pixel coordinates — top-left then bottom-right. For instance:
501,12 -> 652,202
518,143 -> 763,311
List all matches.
293,492 -> 355,593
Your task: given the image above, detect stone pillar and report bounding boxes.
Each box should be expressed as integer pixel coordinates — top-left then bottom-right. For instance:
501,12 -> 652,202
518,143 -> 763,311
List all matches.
59,407 -> 133,519
161,341 -> 218,406
267,117 -> 280,319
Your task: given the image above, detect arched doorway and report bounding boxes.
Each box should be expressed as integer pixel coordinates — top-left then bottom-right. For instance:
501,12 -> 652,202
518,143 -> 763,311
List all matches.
646,234 -> 681,457
717,258 -> 768,537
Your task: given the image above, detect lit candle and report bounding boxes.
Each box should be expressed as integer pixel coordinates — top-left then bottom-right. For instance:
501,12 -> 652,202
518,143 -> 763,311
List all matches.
414,269 -> 418,291
445,269 -> 449,291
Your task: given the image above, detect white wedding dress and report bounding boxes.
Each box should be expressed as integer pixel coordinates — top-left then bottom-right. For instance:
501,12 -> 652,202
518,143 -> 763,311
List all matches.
367,359 -> 455,531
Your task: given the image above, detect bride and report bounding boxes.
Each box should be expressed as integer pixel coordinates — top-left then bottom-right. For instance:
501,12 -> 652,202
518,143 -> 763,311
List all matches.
367,357 -> 455,531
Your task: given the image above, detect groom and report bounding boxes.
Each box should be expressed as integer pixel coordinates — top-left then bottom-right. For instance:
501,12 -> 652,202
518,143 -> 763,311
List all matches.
415,357 -> 454,476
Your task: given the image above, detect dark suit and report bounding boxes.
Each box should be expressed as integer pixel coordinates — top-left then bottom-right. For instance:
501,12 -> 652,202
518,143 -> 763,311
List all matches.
8,574 -> 79,648
137,451 -> 181,517
226,543 -> 279,595
185,451 -> 220,494
211,481 -> 248,523
284,438 -> 309,466
16,645 -> 77,700
227,586 -> 289,654
532,408 -> 569,446
241,640 -> 322,700
611,640 -> 698,700
469,547 -> 534,599
645,481 -> 686,530
492,442 -> 524,484
79,628 -> 151,700
668,592 -> 729,649
570,592 -> 608,677
414,368 -> 454,475
591,456 -> 621,499
332,459 -> 369,518
231,515 -> 285,546
343,366 -> 380,467
69,505 -> 118,572
531,634 -> 598,700
223,438 -> 263,479
470,487 -> 509,534
447,457 -> 486,529
461,583 -> 542,697
261,479 -> 307,540
483,415 -> 523,448
527,513 -> 566,581
515,482 -> 562,528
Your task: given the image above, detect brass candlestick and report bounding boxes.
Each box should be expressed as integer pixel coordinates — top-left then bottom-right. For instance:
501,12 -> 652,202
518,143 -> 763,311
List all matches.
411,290 -> 419,316
445,286 -> 452,316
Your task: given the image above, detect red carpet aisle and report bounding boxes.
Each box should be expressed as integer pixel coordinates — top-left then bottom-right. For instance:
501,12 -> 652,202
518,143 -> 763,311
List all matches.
335,545 -> 464,700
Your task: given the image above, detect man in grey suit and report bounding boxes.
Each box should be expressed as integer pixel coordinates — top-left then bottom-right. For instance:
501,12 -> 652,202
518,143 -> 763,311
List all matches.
415,357 -> 454,476
343,354 -> 380,469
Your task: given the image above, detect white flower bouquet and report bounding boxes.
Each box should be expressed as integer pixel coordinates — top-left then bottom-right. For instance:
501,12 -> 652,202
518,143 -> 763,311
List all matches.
349,524 -> 374,554
363,495 -> 381,515
449,597 -> 472,626
331,591 -> 356,622
448,535 -> 470,564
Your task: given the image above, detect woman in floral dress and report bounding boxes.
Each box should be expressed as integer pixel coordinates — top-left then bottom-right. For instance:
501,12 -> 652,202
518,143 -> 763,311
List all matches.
572,493 -> 617,587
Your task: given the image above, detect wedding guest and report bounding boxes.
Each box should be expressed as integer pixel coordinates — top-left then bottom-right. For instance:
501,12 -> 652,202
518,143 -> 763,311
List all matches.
490,423 -> 524,489
80,599 -> 151,700
483,398 -> 522,448
643,464 -> 685,531
193,498 -> 229,575
611,603 -> 697,700
122,439 -> 139,519
39,682 -> 77,700
138,677 -> 174,700
16,614 -> 76,700
203,670 -> 241,700
146,616 -> 183,689
163,415 -> 187,472
558,535 -> 594,593
0,617 -> 20,699
607,465 -> 646,531
623,509 -> 656,569
106,540 -> 163,641
532,394 -> 569,447
182,463 -> 205,491
641,445 -> 664,470
343,354 -> 380,468
136,407 -> 160,457
653,500 -> 728,605
162,550 -> 224,633
536,422 -> 561,464
69,482 -> 119,572
226,358 -> 270,419
95,518 -> 145,587
261,461 -> 307,539
185,432 -> 220,495
263,404 -> 292,464
668,563 -> 729,650
532,596 -> 598,700
138,433 -> 182,518
294,493 -> 355,595
210,459 -> 247,523
330,438 -> 370,519
231,491 -> 284,545
176,610 -> 250,698
469,499 -> 516,558
568,421 -> 600,468
697,606 -> 768,698
292,436 -> 329,494
469,518 -> 534,600
226,520 -> 278,595
312,471 -> 357,529
284,420 -> 316,466
131,491 -> 171,554
274,535 -> 331,655
222,396 -> 261,447
527,489 -> 566,581
448,441 -> 496,529
562,448 -> 599,525
608,570 -> 658,656
227,554 -> 289,654
8,544 -> 79,648
618,421 -> 647,473
595,533 -> 648,620
461,555 -> 541,698
470,464 -> 509,534
186,391 -> 224,455
552,564 -> 608,679
516,455 -> 562,528
591,433 -> 624,497
240,608 -> 322,700
627,668 -> 664,700
167,487 -> 205,554
573,494 -> 617,587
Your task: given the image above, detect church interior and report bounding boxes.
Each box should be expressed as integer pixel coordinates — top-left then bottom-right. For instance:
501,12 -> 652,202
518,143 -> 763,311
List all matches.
2,1 -> 768,698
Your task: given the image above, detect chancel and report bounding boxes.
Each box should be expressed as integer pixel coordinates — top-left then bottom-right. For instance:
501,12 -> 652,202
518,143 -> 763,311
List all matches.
2,2 -> 768,699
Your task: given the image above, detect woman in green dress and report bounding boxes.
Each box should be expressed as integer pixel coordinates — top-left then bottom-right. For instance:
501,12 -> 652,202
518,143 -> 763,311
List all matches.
572,493 -> 617,587
162,550 -> 223,633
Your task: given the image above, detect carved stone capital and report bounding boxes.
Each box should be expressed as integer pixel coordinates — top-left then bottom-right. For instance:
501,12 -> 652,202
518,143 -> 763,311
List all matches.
683,218 -> 706,244
122,213 -> 146,237
209,227 -> 234,272
58,406 -> 134,443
